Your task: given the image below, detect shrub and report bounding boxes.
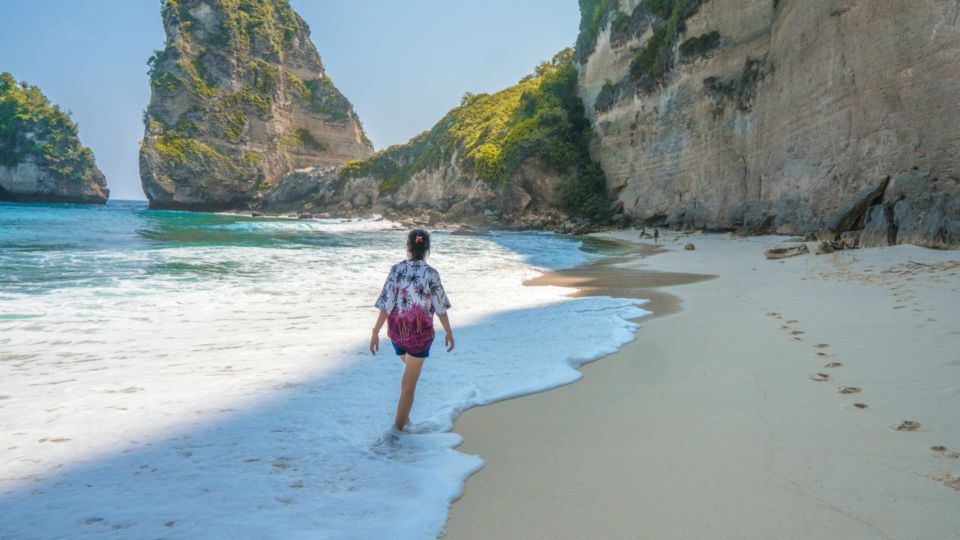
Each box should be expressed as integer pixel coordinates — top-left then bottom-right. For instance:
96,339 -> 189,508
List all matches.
703,57 -> 769,115
241,151 -> 262,165
153,132 -> 229,164
679,31 -> 721,59
281,127 -> 326,152
625,0 -> 703,92
595,80 -> 619,112
304,75 -> 352,121
575,0 -> 610,63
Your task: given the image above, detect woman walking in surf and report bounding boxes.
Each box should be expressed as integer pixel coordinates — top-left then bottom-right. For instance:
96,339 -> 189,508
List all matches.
370,229 -> 455,433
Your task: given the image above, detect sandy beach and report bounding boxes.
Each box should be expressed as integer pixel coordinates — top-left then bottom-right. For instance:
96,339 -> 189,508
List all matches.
445,232 -> 960,539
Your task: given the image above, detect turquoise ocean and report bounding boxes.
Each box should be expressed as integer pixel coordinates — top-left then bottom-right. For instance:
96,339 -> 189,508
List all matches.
0,200 -> 645,538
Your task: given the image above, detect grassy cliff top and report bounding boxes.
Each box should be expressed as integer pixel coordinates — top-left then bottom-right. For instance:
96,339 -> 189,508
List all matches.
0,72 -> 99,182
341,49 -> 611,221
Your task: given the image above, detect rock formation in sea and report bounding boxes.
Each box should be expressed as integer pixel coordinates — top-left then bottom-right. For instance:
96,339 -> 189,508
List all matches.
139,0 -> 372,211
262,49 -> 612,230
574,0 -> 959,248
0,72 -> 108,204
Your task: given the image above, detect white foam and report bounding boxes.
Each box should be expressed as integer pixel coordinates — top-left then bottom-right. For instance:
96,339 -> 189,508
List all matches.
0,230 -> 647,538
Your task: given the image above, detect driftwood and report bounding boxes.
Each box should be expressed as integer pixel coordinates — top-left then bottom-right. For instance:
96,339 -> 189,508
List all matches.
764,244 -> 809,260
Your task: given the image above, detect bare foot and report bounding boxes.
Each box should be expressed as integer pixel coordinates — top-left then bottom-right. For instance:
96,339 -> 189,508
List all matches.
933,472 -> 960,493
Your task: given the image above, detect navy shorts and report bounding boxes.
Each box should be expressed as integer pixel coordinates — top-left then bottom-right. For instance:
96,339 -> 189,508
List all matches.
392,339 -> 432,359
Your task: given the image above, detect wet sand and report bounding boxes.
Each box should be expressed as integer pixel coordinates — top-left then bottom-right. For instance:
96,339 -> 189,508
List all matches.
444,231 -> 960,539
523,238 -> 713,319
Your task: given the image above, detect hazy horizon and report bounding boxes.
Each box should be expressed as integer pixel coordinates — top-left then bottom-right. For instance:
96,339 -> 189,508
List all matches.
0,1 -> 580,200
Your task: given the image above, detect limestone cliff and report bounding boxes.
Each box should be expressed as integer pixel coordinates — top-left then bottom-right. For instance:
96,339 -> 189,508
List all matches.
139,0 -> 372,211
263,50 -> 611,229
0,73 -> 108,204
576,0 -> 960,248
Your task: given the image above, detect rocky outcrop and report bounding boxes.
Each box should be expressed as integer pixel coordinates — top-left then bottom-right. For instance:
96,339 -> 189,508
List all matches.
261,156 -> 570,229
576,0 -> 960,248
259,49 -> 610,229
861,171 -> 960,249
139,0 -> 372,211
0,73 -> 108,204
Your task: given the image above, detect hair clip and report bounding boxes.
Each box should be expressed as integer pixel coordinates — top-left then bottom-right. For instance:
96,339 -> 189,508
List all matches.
415,235 -> 424,244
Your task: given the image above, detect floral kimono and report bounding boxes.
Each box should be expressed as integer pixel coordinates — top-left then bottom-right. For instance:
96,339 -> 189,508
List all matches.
375,259 -> 452,353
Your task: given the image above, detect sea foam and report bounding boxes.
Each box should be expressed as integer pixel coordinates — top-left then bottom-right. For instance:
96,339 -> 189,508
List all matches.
0,206 -> 647,539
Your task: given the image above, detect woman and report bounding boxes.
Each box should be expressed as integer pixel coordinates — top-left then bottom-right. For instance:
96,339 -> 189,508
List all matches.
370,229 -> 454,433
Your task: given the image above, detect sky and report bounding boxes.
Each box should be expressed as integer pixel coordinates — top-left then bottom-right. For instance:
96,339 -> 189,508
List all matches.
0,1 -> 580,200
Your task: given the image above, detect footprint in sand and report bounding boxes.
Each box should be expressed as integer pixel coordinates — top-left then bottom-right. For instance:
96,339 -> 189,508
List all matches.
816,352 -> 828,357
791,330 -> 804,336
894,420 -> 922,431
809,373 -> 831,382
824,362 -> 843,368
931,446 -> 960,459
786,320 -> 798,324
814,343 -> 830,349
933,473 -> 960,493
854,403 -> 869,409
838,386 -> 861,394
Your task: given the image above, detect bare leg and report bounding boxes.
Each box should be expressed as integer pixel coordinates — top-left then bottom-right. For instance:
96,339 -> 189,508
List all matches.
394,355 -> 425,431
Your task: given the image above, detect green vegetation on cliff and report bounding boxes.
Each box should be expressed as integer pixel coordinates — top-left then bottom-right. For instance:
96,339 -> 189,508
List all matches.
0,72 -> 99,182
575,0 -> 610,63
342,49 -> 611,221
626,0 -> 703,91
679,30 -> 721,59
575,0 -> 712,108
144,0 -> 357,162
281,127 -> 327,152
153,131 -> 230,165
703,56 -> 769,115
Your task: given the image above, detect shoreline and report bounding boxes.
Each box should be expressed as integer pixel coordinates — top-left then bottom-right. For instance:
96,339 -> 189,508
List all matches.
444,231 -> 960,538
523,237 -> 713,320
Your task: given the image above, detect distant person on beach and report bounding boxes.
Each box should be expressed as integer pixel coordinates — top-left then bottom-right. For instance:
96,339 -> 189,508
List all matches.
654,228 -> 660,243
370,229 -> 454,434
